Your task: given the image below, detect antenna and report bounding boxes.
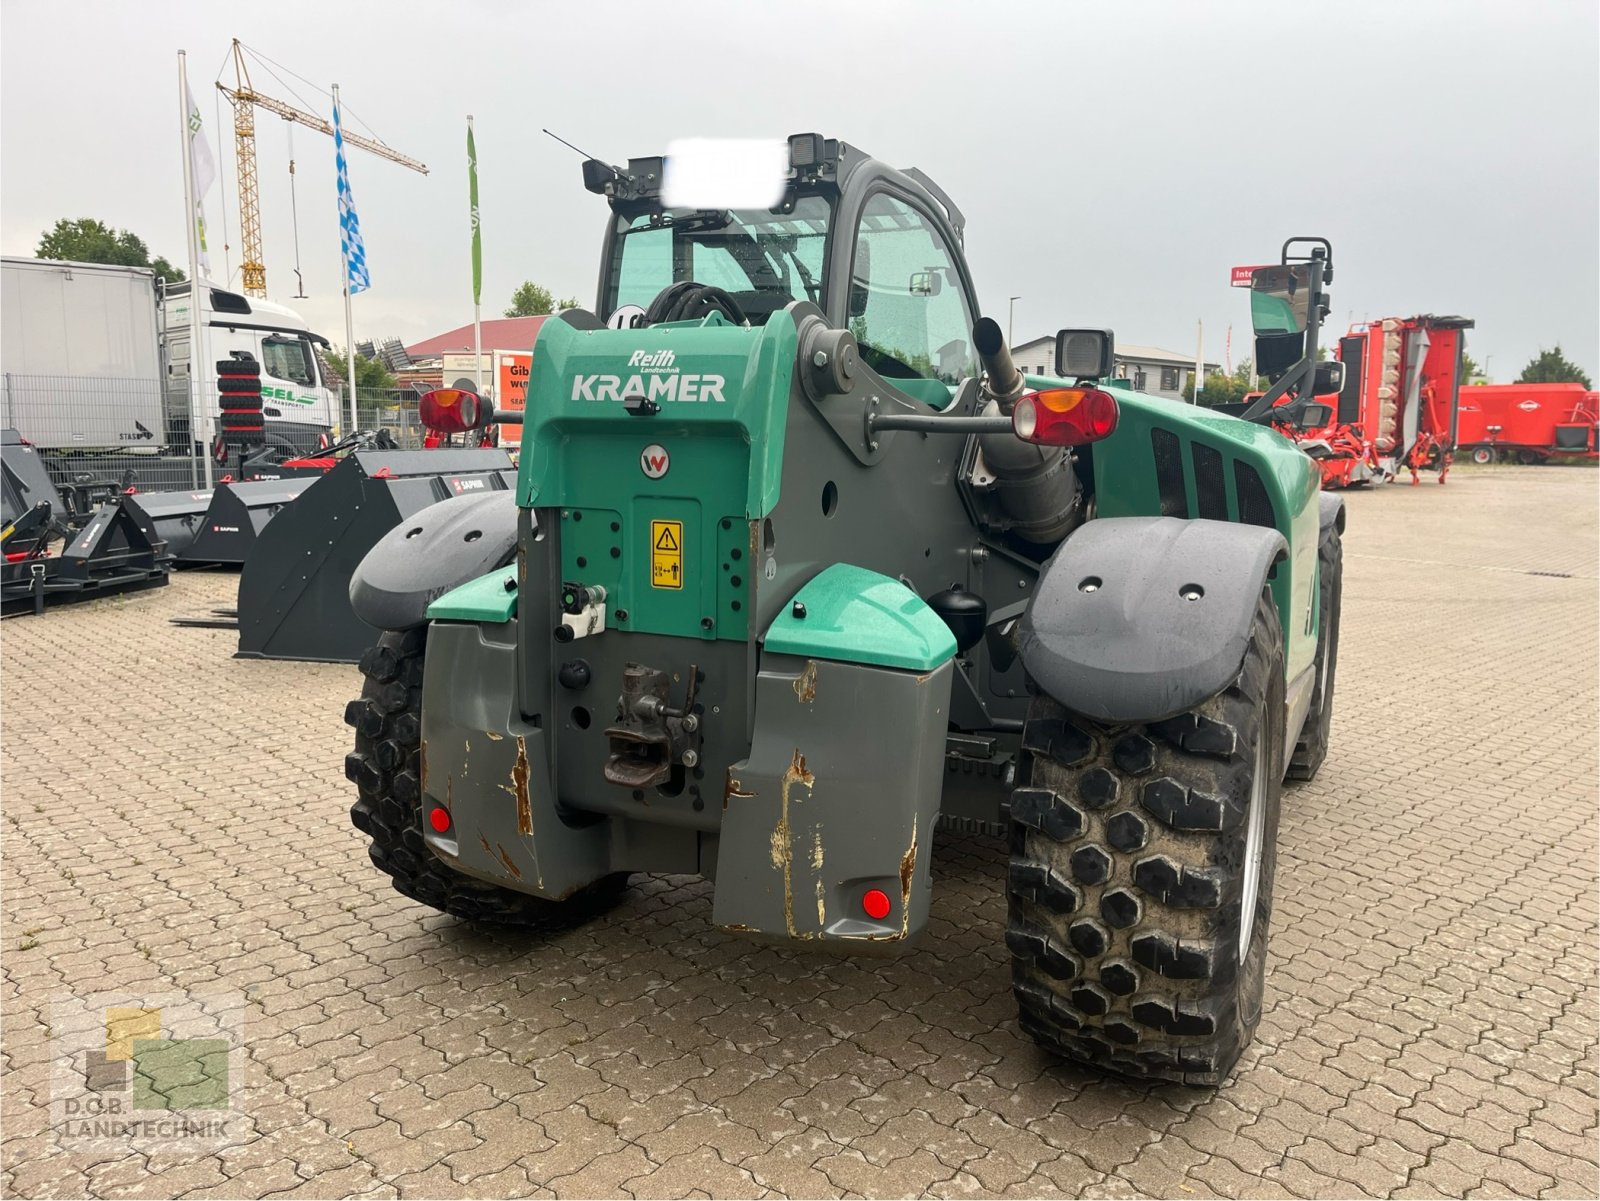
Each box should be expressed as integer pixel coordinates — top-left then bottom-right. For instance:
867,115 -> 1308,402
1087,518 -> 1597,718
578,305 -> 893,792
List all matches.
542,128 -> 624,175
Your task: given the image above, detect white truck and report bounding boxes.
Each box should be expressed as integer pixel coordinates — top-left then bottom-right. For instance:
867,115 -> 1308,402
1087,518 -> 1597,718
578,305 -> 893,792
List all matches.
163,280 -> 339,452
1,257 -> 338,498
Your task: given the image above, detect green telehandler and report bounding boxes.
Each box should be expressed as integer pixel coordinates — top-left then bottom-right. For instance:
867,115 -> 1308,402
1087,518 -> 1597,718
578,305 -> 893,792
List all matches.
343,134 -> 1344,1085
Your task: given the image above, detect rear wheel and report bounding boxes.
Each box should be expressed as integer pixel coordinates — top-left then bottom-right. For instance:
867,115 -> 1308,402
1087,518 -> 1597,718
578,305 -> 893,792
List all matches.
345,628 -> 628,924
1470,447 -> 1495,465
1008,587 -> 1285,1086
1516,448 -> 1541,465
1286,522 -> 1343,781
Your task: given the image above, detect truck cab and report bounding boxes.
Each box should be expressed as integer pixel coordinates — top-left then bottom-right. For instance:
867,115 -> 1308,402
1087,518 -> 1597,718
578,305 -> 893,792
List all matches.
163,282 -> 337,454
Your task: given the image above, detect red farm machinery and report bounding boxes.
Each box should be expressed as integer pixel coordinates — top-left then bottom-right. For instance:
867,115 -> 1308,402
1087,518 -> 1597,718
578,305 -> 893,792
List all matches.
1455,383 -> 1599,464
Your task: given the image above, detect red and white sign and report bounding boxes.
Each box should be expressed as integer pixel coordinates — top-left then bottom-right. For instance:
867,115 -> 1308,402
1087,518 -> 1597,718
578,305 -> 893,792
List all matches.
1231,265 -> 1266,287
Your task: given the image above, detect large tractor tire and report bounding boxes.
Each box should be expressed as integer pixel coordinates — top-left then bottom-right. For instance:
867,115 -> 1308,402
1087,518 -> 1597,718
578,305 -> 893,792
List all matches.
1008,588 -> 1285,1086
344,628 -> 628,925
1286,522 -> 1344,782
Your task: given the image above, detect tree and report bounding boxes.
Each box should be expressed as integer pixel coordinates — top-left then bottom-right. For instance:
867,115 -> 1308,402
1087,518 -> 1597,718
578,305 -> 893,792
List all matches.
36,218 -> 186,284
1185,359 -> 1261,406
1517,346 -> 1591,389
505,280 -> 580,317
1461,353 -> 1487,385
323,348 -> 396,392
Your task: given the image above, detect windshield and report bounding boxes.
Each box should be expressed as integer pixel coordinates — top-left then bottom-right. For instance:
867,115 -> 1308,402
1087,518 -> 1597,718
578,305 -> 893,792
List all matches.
604,194 -> 831,325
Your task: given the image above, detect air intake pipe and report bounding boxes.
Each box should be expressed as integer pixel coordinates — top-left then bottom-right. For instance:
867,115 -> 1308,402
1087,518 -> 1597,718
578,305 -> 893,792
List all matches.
970,318 -> 1081,544
973,317 -> 1026,413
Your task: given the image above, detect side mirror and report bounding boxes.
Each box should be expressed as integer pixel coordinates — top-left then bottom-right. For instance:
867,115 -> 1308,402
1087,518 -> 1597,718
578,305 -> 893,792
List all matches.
1296,402 -> 1334,430
1055,328 -> 1116,379
1313,360 -> 1344,395
1254,331 -> 1306,381
1249,264 -> 1313,334
909,270 -> 942,297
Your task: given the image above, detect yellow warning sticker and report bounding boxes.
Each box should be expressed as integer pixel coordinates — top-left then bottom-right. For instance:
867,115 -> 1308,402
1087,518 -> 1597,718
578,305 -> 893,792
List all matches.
650,520 -> 683,589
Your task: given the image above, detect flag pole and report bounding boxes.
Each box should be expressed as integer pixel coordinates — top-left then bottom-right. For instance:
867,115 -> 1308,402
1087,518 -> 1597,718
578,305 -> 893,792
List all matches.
469,114 -> 483,394
1194,319 -> 1204,405
178,50 -> 213,488
335,82 -> 358,433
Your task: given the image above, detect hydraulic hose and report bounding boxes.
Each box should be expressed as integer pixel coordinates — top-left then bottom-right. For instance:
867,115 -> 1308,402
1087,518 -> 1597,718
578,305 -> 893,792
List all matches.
644,281 -> 749,327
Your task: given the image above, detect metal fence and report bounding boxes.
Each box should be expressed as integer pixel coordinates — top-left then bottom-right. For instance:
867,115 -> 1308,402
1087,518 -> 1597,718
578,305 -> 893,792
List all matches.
2,376 -> 459,502
2,372 -> 211,493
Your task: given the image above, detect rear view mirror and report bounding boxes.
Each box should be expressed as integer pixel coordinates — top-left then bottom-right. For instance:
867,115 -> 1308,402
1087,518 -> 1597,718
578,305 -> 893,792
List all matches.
1249,264 -> 1313,334
909,270 -> 942,297
1055,328 -> 1116,379
1313,360 -> 1344,395
1254,331 -> 1306,381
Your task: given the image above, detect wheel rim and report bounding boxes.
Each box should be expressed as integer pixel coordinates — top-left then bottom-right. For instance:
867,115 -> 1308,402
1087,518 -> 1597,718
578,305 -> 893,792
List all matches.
1239,734 -> 1268,957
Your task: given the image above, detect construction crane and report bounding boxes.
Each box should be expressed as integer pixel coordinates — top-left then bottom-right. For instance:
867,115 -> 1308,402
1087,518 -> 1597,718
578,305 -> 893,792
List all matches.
217,39 -> 427,297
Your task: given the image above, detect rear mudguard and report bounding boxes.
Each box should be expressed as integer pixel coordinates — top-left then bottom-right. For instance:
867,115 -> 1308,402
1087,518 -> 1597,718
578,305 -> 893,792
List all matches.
348,490 -> 519,632
1318,491 -> 1346,534
1019,516 -> 1288,724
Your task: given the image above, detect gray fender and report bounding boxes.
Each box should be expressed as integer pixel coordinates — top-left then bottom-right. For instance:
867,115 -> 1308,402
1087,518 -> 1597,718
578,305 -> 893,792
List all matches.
1318,491 -> 1345,535
1019,517 -> 1287,724
348,490 -> 520,631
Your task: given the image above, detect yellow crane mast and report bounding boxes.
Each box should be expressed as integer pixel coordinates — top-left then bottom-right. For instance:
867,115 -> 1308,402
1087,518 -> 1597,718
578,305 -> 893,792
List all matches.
217,40 -> 428,297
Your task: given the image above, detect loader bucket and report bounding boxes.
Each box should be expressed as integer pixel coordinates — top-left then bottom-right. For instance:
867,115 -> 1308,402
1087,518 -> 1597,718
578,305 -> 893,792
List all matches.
179,478 -> 314,566
121,488 -> 218,561
235,448 -> 515,663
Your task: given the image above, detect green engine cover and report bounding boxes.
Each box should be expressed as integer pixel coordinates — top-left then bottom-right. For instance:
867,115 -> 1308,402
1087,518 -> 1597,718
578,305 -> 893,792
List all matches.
517,315 -> 797,642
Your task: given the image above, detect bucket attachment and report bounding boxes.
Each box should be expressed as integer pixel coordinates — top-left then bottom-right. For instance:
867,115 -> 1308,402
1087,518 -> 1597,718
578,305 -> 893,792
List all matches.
235,448 -> 515,663
179,478 -> 314,566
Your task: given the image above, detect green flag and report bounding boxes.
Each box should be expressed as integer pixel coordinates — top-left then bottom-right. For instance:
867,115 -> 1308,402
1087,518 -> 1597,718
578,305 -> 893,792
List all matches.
468,120 -> 481,306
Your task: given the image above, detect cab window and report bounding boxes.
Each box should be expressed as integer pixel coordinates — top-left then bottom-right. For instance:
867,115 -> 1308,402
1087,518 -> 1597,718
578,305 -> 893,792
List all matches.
261,335 -> 315,386
848,193 -> 975,386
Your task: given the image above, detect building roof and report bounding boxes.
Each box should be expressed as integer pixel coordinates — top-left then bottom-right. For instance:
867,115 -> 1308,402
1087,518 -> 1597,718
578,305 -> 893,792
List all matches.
1115,343 -> 1207,366
1011,335 -> 1218,372
405,316 -> 547,359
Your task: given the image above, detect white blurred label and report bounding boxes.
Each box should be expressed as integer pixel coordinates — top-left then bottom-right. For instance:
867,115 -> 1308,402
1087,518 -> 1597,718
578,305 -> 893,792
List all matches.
663,138 -> 787,209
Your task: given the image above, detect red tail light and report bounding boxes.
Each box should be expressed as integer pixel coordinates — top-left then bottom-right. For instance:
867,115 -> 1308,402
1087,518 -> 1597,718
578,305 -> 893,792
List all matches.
419,387 -> 484,434
1012,387 -> 1119,447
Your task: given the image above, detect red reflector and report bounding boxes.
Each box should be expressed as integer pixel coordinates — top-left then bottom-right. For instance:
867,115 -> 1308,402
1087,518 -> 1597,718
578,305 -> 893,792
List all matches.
1012,387 -> 1119,447
862,888 -> 891,920
428,807 -> 451,833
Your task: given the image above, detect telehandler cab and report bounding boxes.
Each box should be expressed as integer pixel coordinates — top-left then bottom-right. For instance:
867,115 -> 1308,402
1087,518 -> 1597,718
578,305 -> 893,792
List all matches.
343,134 -> 1344,1084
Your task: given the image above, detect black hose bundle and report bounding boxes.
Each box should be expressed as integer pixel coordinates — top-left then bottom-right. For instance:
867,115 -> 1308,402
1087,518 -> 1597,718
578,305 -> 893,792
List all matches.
643,281 -> 749,327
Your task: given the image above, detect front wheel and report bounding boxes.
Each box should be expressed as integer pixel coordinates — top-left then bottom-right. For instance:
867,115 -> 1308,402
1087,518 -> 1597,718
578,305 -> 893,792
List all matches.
1008,587 -> 1285,1086
344,627 -> 629,925
1470,447 -> 1495,465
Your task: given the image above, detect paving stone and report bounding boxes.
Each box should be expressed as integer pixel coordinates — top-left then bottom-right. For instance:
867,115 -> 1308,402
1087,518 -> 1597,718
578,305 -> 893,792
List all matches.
2,468 -> 1595,1201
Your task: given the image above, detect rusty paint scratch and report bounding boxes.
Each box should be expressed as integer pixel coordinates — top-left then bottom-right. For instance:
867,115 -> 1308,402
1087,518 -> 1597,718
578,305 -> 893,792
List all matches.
815,878 -> 826,929
723,767 -> 754,810
793,660 -> 818,703
898,825 -> 919,939
484,730 -> 504,741
811,830 -> 824,871
513,736 -> 533,836
773,748 -> 815,938
495,843 -> 523,879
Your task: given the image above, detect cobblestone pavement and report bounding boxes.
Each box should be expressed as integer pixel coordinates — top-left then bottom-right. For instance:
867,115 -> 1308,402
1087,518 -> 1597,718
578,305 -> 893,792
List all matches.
3,465 -> 1596,1200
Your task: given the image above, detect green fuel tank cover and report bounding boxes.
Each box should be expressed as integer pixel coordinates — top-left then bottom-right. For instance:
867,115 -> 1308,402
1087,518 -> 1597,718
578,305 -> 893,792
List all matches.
427,567 -> 518,623
765,564 -> 956,672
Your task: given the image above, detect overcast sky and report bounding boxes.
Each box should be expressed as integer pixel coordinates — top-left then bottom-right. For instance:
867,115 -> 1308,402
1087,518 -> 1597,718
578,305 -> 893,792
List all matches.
3,0 -> 1596,381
